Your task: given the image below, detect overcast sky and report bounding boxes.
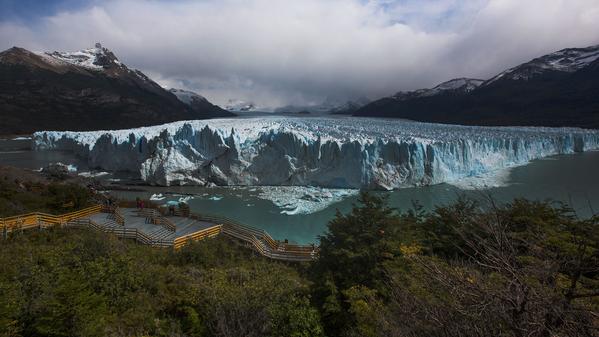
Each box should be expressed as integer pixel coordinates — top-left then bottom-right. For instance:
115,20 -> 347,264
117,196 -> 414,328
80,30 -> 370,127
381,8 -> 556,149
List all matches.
1,0 -> 599,108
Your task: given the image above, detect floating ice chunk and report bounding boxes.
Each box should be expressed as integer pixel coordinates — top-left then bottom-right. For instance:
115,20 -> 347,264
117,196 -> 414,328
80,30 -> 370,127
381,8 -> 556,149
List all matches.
448,168 -> 513,190
178,196 -> 193,203
150,193 -> 165,201
78,171 -> 109,178
280,207 -> 301,215
256,186 -> 359,215
208,196 -> 223,201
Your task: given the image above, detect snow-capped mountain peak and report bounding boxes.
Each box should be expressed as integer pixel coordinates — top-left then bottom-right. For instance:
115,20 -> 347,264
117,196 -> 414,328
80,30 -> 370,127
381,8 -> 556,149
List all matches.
40,43 -> 122,71
392,78 -> 484,101
35,43 -> 160,86
432,78 -> 484,92
485,45 -> 599,85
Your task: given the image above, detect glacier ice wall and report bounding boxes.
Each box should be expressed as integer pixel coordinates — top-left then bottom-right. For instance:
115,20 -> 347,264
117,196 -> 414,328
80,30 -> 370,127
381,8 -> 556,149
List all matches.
33,117 -> 599,189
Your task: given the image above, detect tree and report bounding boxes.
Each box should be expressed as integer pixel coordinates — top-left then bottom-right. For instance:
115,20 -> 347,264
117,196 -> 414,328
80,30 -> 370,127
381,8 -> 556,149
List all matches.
311,192 -> 404,335
378,199 -> 599,337
316,192 -> 402,290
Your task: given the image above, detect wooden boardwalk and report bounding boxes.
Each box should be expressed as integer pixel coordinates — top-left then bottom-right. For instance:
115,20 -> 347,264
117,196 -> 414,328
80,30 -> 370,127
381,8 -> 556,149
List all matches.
85,208 -> 219,247
1,205 -> 318,262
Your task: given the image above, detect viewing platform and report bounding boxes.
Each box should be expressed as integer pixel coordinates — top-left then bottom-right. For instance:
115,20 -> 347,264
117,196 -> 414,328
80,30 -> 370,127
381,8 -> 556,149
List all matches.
86,208 -> 220,248
0,204 -> 318,262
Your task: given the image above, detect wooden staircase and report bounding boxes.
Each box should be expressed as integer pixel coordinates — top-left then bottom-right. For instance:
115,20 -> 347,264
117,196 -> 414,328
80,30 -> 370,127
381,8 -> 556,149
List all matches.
192,213 -> 317,262
1,204 -> 318,262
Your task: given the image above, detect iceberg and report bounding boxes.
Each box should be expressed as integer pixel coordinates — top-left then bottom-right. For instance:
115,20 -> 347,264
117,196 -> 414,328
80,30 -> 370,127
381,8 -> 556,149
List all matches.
33,117 -> 599,190
78,171 -> 110,178
208,196 -> 224,201
254,186 -> 359,215
149,193 -> 165,201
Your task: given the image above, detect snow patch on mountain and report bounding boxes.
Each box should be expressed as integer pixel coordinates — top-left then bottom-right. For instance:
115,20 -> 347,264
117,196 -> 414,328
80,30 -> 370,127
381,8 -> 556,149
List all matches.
393,78 -> 484,101
224,99 -> 258,112
432,78 -> 484,93
486,45 -> 599,84
33,117 -> 599,190
169,88 -> 208,105
35,43 -> 155,86
38,43 -> 112,71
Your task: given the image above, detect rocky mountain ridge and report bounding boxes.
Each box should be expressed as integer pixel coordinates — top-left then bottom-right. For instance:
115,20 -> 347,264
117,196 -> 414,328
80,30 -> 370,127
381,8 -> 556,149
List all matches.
354,44 -> 599,128
0,44 -> 232,135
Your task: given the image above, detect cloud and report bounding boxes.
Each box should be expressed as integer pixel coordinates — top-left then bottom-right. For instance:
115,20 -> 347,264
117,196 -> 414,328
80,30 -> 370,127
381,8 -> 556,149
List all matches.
1,0 -> 598,108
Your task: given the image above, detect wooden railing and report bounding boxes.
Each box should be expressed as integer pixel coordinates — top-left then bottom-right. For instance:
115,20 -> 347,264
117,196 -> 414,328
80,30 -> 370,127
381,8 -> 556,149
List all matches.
0,205 -> 103,234
67,219 -> 173,248
138,208 -> 160,218
173,225 -> 222,249
1,203 -> 318,262
113,207 -> 125,226
189,212 -> 317,261
137,208 -> 176,232
155,217 -> 176,232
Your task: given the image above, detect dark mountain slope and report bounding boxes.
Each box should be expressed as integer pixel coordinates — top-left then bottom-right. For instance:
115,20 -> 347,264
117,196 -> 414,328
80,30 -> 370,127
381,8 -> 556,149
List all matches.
0,45 -> 232,135
355,45 -> 599,128
167,88 -> 231,118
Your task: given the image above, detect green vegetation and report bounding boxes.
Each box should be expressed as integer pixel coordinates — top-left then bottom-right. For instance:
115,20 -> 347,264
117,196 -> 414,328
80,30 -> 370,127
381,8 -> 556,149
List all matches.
0,174 -> 92,217
311,194 -> 599,337
0,231 -> 321,337
1,192 -> 597,336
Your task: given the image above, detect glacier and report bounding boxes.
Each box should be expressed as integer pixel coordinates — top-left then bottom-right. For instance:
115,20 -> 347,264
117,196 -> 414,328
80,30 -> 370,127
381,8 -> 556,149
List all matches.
33,117 -> 599,190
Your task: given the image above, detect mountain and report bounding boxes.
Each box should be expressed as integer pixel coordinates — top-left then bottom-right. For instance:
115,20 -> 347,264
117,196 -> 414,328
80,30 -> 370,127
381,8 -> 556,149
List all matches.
0,43 -> 232,135
485,45 -> 599,84
168,88 -> 232,117
391,78 -> 484,101
169,88 -> 207,105
355,45 -> 599,128
275,97 -> 370,114
327,97 -> 371,114
224,99 -> 258,112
